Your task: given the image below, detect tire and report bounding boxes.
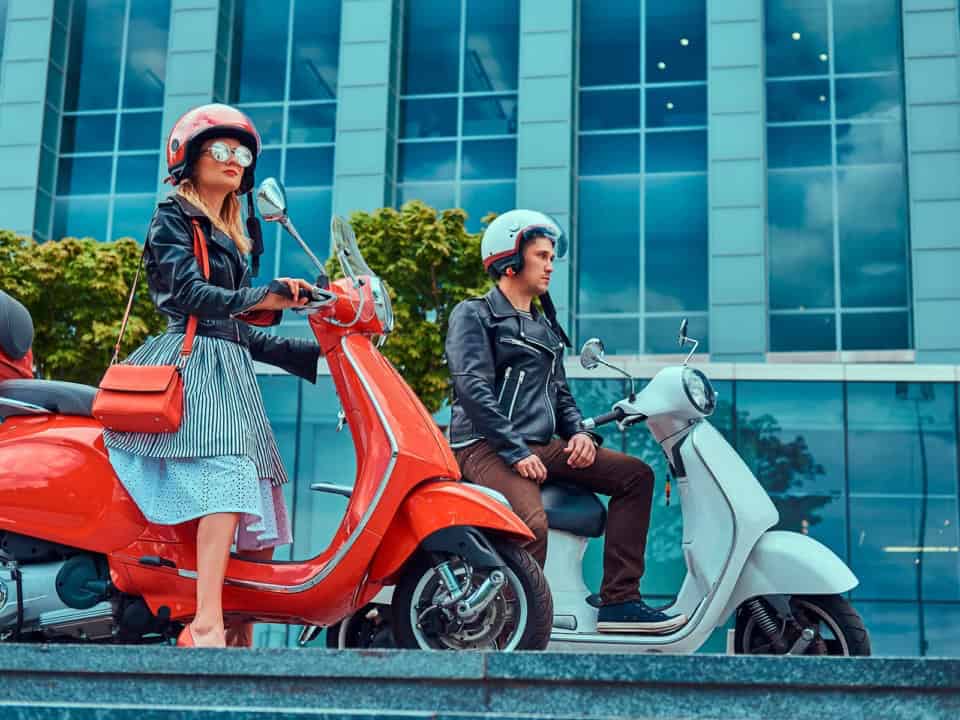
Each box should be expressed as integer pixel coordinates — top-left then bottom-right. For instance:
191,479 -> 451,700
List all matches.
392,539 -> 552,651
734,594 -> 871,656
325,604 -> 395,649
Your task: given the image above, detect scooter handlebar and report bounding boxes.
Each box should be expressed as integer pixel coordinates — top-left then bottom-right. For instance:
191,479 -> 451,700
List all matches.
267,279 -> 336,307
580,406 -> 626,430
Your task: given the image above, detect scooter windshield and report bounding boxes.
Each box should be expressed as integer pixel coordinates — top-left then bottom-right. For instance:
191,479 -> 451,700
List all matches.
331,216 -> 376,281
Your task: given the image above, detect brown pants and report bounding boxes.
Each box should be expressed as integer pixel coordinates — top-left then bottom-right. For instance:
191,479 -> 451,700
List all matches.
455,439 -> 655,604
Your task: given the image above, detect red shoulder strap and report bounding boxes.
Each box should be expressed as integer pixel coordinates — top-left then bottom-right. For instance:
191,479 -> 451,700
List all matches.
180,219 -> 210,360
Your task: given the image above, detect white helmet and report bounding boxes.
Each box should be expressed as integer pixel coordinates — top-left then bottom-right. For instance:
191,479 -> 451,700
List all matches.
480,209 -> 567,277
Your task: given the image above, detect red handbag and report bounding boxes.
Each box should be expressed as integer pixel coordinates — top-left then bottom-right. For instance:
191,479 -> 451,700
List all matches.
92,220 -> 209,433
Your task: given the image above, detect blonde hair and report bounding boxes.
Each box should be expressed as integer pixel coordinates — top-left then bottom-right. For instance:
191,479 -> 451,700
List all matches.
176,179 -> 252,255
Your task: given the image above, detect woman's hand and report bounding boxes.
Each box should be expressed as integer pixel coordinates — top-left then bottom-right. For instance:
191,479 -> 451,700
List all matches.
250,278 -> 314,311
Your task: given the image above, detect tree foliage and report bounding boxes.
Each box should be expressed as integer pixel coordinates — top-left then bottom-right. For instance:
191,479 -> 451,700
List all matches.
328,201 -> 491,413
0,229 -> 164,384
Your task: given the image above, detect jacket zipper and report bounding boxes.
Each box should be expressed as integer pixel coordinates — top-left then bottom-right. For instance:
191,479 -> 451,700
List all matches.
500,337 -> 542,354
507,370 -> 526,420
519,333 -> 559,436
497,366 -> 513,405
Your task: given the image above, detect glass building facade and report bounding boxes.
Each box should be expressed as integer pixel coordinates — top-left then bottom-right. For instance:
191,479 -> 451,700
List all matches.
0,0 -> 958,655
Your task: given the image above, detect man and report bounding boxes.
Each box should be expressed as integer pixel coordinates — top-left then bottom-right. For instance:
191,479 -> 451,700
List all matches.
445,209 -> 685,633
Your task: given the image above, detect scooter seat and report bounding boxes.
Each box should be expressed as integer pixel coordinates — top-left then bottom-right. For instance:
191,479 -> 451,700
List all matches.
541,480 -> 607,538
0,378 -> 97,417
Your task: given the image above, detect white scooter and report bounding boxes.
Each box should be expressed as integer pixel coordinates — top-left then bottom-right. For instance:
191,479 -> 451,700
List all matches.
320,320 -> 871,656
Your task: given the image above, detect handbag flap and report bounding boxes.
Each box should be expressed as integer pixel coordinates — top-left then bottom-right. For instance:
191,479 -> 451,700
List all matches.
99,363 -> 180,392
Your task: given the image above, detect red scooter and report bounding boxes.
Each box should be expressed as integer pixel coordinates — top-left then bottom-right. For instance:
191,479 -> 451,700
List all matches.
0,179 -> 552,651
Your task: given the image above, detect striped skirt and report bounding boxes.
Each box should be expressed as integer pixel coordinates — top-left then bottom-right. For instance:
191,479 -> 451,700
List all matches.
103,333 -> 292,551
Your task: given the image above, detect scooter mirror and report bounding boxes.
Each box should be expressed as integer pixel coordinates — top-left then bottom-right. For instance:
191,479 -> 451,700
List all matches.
256,178 -> 288,222
580,338 -> 605,370
678,318 -> 689,348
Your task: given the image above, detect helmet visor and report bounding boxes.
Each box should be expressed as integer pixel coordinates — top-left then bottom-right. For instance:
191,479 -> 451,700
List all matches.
521,223 -> 567,260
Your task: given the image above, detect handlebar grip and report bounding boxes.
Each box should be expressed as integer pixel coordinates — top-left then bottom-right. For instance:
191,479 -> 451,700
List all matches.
268,280 -> 321,302
581,406 -> 626,430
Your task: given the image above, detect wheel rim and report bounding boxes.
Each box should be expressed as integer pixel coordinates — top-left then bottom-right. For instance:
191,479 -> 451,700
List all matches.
741,598 -> 851,656
409,560 -> 529,651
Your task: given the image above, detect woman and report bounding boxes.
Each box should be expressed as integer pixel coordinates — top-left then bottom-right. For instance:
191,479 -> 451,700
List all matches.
103,104 -> 319,648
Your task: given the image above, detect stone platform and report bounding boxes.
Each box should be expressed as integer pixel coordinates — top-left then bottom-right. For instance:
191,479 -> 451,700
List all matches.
0,644 -> 957,719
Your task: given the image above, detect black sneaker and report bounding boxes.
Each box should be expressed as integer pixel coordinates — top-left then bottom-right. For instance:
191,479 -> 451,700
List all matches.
596,599 -> 687,634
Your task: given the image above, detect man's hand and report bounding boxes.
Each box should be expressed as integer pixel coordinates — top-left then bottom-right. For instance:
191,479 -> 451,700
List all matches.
564,433 -> 597,469
514,454 -> 548,484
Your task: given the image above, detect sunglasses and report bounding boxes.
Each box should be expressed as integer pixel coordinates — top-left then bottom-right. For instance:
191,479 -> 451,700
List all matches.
203,141 -> 254,168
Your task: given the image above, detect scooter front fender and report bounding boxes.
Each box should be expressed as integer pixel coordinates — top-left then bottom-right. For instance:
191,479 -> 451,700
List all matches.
366,481 -> 534,584
720,530 -> 859,624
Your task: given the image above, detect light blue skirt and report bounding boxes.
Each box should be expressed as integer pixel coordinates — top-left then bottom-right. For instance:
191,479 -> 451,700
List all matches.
103,333 -> 292,551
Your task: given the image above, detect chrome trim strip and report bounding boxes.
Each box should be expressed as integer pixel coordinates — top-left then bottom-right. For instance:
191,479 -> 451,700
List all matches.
0,398 -> 50,415
179,336 -> 399,594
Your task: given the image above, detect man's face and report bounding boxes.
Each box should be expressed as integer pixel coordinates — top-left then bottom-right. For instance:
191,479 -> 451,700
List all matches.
518,236 -> 555,295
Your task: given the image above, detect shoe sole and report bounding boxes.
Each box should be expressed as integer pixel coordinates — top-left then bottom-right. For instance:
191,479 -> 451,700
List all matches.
596,614 -> 688,634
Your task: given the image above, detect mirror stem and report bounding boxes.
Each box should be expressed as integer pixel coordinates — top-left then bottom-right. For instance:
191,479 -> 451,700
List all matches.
279,217 -> 328,277
595,357 -> 636,398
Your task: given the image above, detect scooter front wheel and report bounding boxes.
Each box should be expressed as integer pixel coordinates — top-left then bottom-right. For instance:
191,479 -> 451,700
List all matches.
734,594 -> 871,656
392,540 -> 552,651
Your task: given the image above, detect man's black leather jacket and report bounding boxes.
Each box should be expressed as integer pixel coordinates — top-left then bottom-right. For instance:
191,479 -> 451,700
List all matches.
144,194 -> 320,382
445,287 -> 600,467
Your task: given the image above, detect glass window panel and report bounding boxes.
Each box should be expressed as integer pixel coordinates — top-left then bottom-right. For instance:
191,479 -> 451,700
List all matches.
577,177 -> 641,314
770,313 -> 836,352
240,105 -> 284,146
64,0 -> 124,110
60,113 -> 116,154
43,107 -> 59,151
842,312 -> 909,351
712,380 -> 735,444
833,0 -> 900,74
645,130 -> 707,173
646,315 -> 708,355
463,95 -> 518,136
230,0 -> 290,103
767,125 -> 831,169
645,175 -> 708,312
115,153 -> 158,194
836,122 -> 903,165
397,182 -> 456,211
34,191 -> 52,240
401,98 -> 458,139
122,0 -> 170,108
579,134 -> 641,176
764,0 -> 830,78
836,75 -> 903,121
848,382 -> 957,496
580,0 -> 641,87
576,318 -> 639,356
57,155 -> 113,195
53,196 -> 109,240
772,494 -> 847,559
465,0 -> 519,93
924,604 -> 960,657
399,142 -> 456,182
579,89 -> 641,132
51,18 -> 68,68
645,0 -> 706,84
119,111 -> 162,151
766,79 -> 831,123
856,603 -> 921,657
646,86 -> 707,129
39,148 -> 56,193
111,194 -> 156,241
256,148 -> 282,186
290,0 -> 341,100
735,381 -> 845,496
402,0 -> 460,94
838,166 -> 908,308
850,497 -> 959,601
47,65 -> 64,108
280,188 -> 331,279
461,181 -> 515,232
284,147 -> 334,187
568,378 -> 629,451
461,139 -> 516,180
768,171 -> 835,309
287,104 -> 336,144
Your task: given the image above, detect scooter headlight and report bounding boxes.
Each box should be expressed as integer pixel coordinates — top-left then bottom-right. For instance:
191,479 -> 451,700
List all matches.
682,367 -> 716,416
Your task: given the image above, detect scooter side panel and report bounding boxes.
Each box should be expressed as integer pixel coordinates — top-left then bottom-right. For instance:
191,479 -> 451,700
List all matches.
0,416 -> 145,552
718,530 -> 859,624
366,481 -> 535,583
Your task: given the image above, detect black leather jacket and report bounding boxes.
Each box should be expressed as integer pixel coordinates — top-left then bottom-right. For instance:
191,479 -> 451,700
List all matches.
445,287 -> 600,466
144,194 -> 320,382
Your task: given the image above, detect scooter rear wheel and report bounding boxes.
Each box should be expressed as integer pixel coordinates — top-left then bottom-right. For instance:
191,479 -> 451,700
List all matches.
392,539 -> 552,651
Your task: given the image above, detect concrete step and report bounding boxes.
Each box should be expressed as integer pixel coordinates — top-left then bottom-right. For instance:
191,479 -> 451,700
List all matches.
0,644 -> 957,720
